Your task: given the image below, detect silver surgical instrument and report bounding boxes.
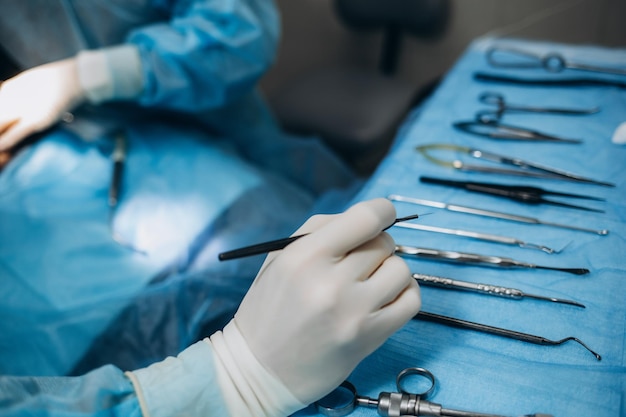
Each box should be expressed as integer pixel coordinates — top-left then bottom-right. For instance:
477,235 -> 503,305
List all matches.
415,143 -> 614,186
218,214 -> 420,261
415,311 -> 601,361
388,194 -> 609,235
453,119 -> 582,144
413,273 -> 585,308
315,367 -> 552,417
476,91 -> 599,123
394,222 -> 557,254
395,245 -> 589,275
474,72 -> 626,89
107,131 -> 145,254
109,131 -> 126,211
486,46 -> 626,76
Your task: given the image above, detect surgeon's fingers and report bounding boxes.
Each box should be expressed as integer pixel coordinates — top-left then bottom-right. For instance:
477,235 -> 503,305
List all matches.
337,232 -> 396,281
304,198 -> 396,258
369,273 -> 421,334
359,255 -> 415,310
0,120 -> 33,152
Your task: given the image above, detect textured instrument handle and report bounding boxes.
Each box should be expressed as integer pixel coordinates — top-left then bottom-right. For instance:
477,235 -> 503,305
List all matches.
413,273 -> 524,299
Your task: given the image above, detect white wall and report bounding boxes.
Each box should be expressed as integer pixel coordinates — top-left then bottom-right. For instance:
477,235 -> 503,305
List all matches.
261,0 -> 626,97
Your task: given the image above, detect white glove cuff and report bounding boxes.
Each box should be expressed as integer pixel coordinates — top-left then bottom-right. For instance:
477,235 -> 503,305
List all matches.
210,320 -> 306,417
76,45 -> 144,104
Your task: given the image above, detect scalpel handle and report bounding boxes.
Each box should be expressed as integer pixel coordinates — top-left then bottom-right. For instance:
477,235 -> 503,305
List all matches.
413,273 -> 524,299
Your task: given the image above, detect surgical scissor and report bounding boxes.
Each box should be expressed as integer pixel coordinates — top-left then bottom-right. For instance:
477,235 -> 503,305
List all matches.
486,46 -> 626,76
475,92 -> 599,123
315,367 -> 552,417
415,143 -> 614,186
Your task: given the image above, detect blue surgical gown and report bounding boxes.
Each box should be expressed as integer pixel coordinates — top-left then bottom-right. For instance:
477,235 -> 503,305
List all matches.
0,0 -> 361,414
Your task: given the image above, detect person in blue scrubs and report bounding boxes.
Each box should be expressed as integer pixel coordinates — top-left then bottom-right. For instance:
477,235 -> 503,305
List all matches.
0,198 -> 421,416
0,0 -> 368,399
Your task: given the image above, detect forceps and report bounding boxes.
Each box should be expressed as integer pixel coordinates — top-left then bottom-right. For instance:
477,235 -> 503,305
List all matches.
419,176 -> 605,213
475,92 -> 599,123
453,119 -> 582,144
486,46 -> 626,76
415,143 -> 614,186
315,367 -> 551,417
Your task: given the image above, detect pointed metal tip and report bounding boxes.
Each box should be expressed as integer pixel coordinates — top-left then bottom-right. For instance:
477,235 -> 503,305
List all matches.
526,293 -> 586,308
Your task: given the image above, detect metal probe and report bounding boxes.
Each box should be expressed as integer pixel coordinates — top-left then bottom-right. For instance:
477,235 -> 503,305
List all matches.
218,214 -> 420,261
388,194 -> 609,235
395,245 -> 589,275
415,311 -> 601,361
413,273 -> 585,308
394,222 -> 557,254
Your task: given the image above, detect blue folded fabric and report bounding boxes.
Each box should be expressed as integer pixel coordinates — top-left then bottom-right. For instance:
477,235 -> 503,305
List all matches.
0,121 -> 324,376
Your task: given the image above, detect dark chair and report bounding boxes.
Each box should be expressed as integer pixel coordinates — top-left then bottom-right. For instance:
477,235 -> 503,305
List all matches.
270,0 -> 450,175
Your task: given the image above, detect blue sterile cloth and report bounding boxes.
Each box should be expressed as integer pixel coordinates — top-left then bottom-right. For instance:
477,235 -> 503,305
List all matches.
0,118 -> 359,377
296,37 -> 626,417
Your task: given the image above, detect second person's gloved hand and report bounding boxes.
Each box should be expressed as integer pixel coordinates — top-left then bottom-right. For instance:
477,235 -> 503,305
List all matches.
0,58 -> 84,151
0,45 -> 143,152
211,198 -> 422,416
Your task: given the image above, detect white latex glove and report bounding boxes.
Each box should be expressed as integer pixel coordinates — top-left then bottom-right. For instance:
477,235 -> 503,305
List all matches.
0,45 -> 143,152
211,198 -> 421,417
0,58 -> 85,151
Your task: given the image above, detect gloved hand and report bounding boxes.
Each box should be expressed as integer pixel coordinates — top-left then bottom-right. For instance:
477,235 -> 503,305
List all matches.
0,58 -> 86,152
211,198 -> 421,416
0,45 -> 143,152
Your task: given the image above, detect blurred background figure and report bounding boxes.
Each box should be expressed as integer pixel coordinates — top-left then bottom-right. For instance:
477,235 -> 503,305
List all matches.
0,0 -> 361,378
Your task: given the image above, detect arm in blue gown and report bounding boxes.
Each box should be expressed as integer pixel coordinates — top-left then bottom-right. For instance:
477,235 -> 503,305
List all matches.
0,340 -> 230,417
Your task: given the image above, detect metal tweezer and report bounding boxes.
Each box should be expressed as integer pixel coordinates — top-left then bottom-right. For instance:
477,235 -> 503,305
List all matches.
388,194 -> 609,235
413,273 -> 585,308
395,245 -> 590,275
394,222 -> 557,253
420,176 -> 605,213
453,119 -> 582,144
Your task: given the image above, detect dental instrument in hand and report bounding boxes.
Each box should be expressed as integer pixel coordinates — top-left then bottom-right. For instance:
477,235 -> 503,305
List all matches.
217,214 -> 420,261
415,143 -> 613,186
474,72 -> 626,89
413,273 -> 585,308
389,194 -> 609,235
316,367 -> 553,417
415,311 -> 601,361
476,91 -> 599,123
486,46 -> 626,76
394,222 -> 557,254
453,119 -> 582,144
419,176 -> 605,213
395,245 -> 589,275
